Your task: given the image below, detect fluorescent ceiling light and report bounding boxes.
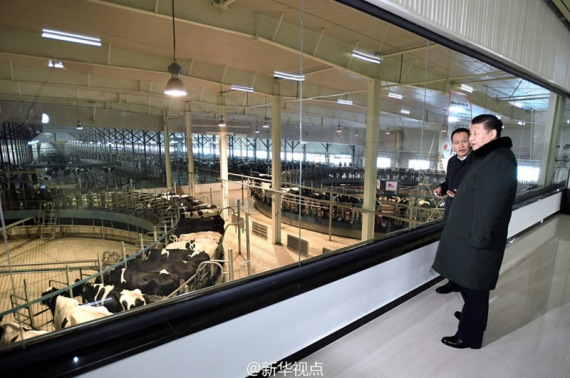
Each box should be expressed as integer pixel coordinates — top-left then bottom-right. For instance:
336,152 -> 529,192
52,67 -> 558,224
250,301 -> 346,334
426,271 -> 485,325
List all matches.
351,50 -> 381,64
459,84 -> 473,93
337,99 -> 353,105
42,28 -> 101,47
400,109 -> 410,115
230,85 -> 254,93
274,71 -> 305,81
388,92 -> 403,100
48,60 -> 64,69
511,101 -> 523,108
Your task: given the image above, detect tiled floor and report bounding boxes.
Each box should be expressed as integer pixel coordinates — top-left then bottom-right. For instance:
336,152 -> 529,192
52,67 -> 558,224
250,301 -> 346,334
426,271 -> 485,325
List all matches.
299,213 -> 570,378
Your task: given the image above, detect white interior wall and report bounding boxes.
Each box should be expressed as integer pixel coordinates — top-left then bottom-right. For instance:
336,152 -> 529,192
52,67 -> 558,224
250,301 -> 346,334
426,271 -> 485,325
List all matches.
366,0 -> 570,94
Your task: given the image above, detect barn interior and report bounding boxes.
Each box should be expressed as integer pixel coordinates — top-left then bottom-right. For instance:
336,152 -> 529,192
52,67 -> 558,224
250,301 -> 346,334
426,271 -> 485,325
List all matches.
0,0 -> 570,376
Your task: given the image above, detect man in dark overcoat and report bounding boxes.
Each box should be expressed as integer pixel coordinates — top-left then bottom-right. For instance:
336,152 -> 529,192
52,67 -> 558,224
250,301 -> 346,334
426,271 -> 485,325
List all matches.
432,114 -> 518,349
433,127 -> 474,294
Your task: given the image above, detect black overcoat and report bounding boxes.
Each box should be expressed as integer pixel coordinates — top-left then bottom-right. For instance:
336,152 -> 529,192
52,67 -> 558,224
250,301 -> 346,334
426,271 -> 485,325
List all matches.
439,151 -> 474,222
432,137 -> 517,291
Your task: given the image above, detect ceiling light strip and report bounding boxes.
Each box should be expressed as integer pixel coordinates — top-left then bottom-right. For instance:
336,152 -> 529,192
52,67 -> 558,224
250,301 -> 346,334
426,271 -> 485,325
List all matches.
274,71 -> 305,81
41,29 -> 101,47
351,50 -> 381,64
337,99 -> 353,105
230,85 -> 254,93
388,92 -> 403,100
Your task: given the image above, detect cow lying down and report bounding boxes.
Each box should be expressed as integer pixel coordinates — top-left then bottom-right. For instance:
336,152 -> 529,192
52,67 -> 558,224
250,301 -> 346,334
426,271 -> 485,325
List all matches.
41,287 -> 112,330
0,319 -> 48,346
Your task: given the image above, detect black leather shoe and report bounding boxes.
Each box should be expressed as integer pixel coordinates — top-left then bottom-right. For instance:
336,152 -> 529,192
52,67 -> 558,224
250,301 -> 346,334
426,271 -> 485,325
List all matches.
435,281 -> 459,294
441,336 -> 479,349
454,311 -> 461,320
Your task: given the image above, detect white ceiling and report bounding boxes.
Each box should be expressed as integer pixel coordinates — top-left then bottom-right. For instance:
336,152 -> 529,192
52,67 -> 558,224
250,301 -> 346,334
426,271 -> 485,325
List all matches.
0,0 -> 564,142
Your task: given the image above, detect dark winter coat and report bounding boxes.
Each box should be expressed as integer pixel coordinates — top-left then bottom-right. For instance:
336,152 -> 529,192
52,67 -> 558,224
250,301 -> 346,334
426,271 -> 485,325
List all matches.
439,151 -> 474,223
432,137 -> 517,291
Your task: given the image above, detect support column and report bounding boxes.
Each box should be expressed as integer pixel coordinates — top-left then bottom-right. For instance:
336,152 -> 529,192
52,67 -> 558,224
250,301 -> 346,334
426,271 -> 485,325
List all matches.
185,112 -> 195,196
271,86 -> 282,245
361,79 -> 381,241
220,106 -> 229,219
163,116 -> 172,189
540,94 -> 567,185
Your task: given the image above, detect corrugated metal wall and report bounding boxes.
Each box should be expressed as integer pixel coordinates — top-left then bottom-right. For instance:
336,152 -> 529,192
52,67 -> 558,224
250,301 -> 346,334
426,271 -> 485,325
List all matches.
365,0 -> 570,95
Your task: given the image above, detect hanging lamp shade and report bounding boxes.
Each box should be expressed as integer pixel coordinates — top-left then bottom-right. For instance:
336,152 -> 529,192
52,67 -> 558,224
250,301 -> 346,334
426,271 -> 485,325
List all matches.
165,62 -> 187,97
218,115 -> 226,127
164,0 -> 186,97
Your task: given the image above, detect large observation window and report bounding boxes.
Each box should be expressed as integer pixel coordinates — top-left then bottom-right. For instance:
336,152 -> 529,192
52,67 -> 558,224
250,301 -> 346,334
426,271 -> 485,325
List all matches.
0,0 -> 569,359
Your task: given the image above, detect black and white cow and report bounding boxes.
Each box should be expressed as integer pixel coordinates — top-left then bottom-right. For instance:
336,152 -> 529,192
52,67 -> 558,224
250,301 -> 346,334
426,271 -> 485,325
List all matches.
163,241 -> 193,251
175,231 -> 223,258
142,245 -> 192,262
105,268 -> 180,296
183,205 -> 219,219
174,214 -> 225,236
128,251 -> 211,282
41,287 -> 112,330
0,319 -> 49,346
78,282 -> 150,313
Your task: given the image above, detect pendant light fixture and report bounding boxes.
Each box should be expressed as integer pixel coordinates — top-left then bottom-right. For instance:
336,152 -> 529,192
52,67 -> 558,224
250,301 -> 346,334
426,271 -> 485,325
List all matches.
217,91 -> 226,127
76,97 -> 83,130
164,0 -> 187,97
262,95 -> 270,128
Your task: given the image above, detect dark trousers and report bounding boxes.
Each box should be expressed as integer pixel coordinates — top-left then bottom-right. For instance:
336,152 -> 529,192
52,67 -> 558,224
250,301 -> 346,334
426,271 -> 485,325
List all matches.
456,285 -> 489,348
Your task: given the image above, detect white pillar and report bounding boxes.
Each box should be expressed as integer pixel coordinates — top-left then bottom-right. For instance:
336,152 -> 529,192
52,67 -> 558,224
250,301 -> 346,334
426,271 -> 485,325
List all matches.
163,116 -> 172,189
220,111 -> 229,220
186,112 -> 195,196
540,93 -> 566,185
271,84 -> 282,245
361,79 -> 381,241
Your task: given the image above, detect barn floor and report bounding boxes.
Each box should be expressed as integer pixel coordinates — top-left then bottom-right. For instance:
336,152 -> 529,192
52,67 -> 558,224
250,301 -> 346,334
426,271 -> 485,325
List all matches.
0,192 -> 359,332
0,237 -> 141,331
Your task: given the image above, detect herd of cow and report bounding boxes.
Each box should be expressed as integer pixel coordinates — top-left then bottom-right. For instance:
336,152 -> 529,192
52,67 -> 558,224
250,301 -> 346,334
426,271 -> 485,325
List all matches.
0,194 -> 226,347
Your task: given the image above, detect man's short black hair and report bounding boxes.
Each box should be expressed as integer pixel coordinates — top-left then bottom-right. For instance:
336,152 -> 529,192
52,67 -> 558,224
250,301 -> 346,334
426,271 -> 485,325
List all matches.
451,127 -> 470,140
471,114 -> 504,137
